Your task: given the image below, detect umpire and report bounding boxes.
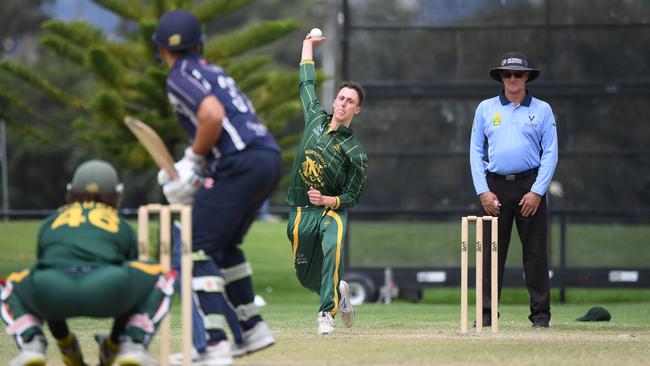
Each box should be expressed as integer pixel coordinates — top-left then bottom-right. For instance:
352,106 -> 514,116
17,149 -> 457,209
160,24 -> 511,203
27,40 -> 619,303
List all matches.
469,52 -> 558,328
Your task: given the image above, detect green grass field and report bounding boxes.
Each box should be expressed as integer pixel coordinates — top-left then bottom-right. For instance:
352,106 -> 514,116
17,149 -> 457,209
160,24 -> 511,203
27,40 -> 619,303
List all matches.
348,220 -> 650,267
1,219 -> 650,365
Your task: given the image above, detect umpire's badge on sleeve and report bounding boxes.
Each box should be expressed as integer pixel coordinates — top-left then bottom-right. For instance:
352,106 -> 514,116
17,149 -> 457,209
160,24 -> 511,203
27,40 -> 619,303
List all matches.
493,112 -> 501,126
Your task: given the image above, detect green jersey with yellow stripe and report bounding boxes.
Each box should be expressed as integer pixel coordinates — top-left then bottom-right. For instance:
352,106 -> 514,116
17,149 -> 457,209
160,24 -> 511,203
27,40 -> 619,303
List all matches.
36,201 -> 137,267
287,62 -> 368,209
2,200 -> 172,345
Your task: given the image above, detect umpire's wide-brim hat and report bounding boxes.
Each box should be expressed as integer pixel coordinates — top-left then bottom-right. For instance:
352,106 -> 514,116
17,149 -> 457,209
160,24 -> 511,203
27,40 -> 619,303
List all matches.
489,52 -> 539,82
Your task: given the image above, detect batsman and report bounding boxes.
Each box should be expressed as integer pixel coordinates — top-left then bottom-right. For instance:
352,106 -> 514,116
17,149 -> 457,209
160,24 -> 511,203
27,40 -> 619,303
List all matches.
152,9 -> 280,365
287,31 -> 368,335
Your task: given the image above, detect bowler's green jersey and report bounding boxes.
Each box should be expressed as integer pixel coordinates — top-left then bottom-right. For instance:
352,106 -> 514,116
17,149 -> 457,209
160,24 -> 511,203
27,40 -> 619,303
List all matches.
287,62 -> 368,209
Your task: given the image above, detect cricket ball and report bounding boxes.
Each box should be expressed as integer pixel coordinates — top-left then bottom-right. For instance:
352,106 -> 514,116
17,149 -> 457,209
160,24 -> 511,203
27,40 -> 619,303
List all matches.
309,28 -> 323,38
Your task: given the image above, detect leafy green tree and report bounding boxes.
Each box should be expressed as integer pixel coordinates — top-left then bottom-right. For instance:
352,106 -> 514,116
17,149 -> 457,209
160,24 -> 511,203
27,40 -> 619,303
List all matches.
0,0 -> 301,207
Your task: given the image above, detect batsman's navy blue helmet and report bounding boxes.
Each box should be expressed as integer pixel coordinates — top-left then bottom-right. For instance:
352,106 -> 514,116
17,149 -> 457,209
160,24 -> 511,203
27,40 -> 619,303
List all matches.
152,10 -> 204,51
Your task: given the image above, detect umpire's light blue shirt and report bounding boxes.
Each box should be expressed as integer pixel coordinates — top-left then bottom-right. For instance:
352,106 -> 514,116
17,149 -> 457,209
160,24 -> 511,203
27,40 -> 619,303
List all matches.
470,91 -> 558,196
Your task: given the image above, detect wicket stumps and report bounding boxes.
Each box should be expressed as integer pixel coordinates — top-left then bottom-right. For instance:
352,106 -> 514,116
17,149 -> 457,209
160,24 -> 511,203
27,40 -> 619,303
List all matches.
460,215 -> 498,333
138,204 -> 193,366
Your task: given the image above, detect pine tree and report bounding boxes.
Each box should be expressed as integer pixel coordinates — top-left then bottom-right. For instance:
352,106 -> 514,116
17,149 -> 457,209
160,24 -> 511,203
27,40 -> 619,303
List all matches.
0,0 -> 301,172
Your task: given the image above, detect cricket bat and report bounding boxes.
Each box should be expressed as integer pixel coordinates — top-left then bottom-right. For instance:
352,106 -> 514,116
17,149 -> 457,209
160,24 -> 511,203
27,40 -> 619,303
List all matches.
124,116 -> 178,180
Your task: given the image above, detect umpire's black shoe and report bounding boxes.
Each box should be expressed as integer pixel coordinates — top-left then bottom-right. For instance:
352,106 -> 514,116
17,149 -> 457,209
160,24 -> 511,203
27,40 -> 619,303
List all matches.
532,319 -> 550,328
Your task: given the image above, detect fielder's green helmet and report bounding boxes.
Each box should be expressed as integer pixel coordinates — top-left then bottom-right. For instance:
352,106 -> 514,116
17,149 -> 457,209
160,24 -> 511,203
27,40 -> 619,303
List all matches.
69,160 -> 123,195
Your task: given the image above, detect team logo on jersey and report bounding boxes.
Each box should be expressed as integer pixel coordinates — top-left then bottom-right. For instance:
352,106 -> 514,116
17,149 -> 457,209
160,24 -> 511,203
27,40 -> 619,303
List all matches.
299,149 -> 326,188
493,112 -> 501,126
312,124 -> 325,136
295,253 -> 308,265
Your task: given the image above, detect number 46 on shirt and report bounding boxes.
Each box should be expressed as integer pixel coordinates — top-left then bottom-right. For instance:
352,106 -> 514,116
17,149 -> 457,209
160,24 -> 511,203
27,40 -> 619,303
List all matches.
51,201 -> 120,233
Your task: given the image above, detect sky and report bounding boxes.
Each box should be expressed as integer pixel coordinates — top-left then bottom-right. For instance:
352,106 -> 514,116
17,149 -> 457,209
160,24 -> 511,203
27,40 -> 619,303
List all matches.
44,0 -> 119,35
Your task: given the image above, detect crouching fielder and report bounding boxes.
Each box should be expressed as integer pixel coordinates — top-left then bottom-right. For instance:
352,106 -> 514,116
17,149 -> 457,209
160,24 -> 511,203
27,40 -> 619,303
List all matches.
1,160 -> 174,366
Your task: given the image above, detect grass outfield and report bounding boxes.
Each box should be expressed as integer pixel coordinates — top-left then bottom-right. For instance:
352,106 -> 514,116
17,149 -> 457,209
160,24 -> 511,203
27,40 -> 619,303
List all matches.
348,220 -> 650,267
1,219 -> 650,365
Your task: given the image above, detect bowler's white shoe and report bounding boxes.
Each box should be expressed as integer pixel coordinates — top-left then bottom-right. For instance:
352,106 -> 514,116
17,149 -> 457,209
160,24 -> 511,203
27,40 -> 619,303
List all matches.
170,340 -> 233,366
317,311 -> 335,336
10,335 -> 47,366
115,338 -> 158,366
339,280 -> 355,328
232,320 -> 275,357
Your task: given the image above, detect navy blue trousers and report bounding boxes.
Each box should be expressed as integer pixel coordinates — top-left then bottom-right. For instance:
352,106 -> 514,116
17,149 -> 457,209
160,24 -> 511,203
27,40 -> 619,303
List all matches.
178,148 -> 281,344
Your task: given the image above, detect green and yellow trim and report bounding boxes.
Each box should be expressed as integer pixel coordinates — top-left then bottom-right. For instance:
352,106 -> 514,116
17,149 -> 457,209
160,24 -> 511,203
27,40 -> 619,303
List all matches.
129,261 -> 163,275
292,207 -> 303,259
7,269 -> 30,283
326,210 -> 344,315
56,333 -> 75,347
300,60 -> 315,65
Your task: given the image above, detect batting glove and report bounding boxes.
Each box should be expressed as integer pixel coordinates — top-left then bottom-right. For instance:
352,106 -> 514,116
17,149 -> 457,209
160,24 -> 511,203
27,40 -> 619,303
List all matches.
162,173 -> 203,204
181,147 -> 207,175
157,168 -> 172,186
157,147 -> 207,186
160,148 -> 208,203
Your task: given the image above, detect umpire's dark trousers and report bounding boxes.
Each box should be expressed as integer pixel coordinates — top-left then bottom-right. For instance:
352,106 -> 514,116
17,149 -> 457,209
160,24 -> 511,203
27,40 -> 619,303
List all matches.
481,170 -> 551,324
